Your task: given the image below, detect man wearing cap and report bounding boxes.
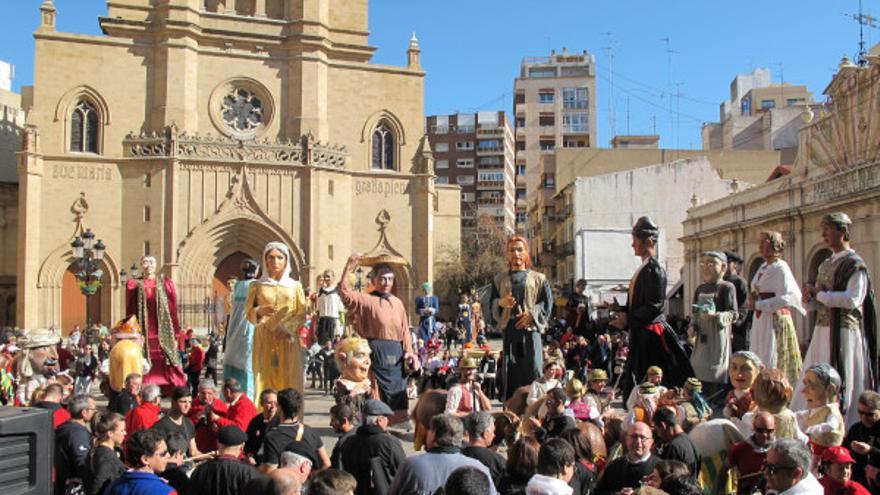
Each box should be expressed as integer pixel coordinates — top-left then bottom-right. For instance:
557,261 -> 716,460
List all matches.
13,327 -> 61,405
819,446 -> 872,495
690,251 -> 738,399
611,217 -> 694,404
585,369 -> 614,418
724,251 -> 751,352
445,357 -> 492,416
339,253 -> 418,424
625,366 -> 666,411
189,425 -> 259,495
796,212 -> 878,428
339,399 -> 407,495
416,282 -> 440,343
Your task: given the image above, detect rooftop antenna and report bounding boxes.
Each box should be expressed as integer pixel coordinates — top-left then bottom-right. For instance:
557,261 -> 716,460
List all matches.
843,0 -> 879,65
602,32 -> 616,141
660,37 -> 678,145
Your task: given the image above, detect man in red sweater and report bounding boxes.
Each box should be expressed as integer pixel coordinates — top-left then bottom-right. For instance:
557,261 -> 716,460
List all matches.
213,378 -> 258,432
188,378 -> 228,453
126,384 -> 162,443
186,340 -> 205,396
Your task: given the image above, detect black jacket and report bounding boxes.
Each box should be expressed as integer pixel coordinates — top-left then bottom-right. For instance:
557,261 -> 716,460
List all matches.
338,424 -> 407,495
55,420 -> 91,494
109,389 -> 139,416
86,444 -> 126,495
189,455 -> 259,495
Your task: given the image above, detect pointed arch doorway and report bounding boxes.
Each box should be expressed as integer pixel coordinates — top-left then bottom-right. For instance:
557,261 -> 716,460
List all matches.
61,262 -> 110,334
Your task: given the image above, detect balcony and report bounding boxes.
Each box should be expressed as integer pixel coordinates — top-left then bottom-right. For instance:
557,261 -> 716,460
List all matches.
477,126 -> 504,137
431,125 -> 449,134
476,145 -> 503,156
557,204 -> 573,219
560,241 -> 575,256
477,197 -> 504,205
477,180 -> 505,189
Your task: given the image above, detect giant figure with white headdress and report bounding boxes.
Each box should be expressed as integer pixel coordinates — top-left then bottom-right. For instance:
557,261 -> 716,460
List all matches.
246,242 -> 307,401
125,255 -> 186,393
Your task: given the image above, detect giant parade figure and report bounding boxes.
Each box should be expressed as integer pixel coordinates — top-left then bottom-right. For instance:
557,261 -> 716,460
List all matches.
125,255 -> 186,393
611,216 -> 693,404
222,258 -> 259,400
338,252 -> 418,425
246,242 -> 307,401
489,235 -> 554,402
794,212 -> 878,428
690,250 -> 737,399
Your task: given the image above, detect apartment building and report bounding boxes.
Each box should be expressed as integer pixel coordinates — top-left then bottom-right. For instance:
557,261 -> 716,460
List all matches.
426,111 -> 516,237
513,48 -> 596,233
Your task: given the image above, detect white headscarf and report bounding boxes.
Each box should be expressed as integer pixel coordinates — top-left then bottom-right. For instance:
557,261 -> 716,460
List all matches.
258,242 -> 297,288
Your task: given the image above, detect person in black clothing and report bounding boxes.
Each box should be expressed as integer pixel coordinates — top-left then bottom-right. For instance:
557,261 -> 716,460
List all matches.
87,411 -> 127,495
320,340 -> 338,393
653,407 -> 701,476
56,393 -> 97,495
497,437 -> 540,495
560,427 -> 598,495
610,216 -> 694,403
338,399 -> 407,495
152,386 -> 198,455
158,433 -> 192,495
204,337 -> 219,383
245,388 -> 279,464
258,388 -> 331,471
724,251 -> 751,352
479,351 -> 498,400
844,390 -> 880,488
462,411 -> 506,487
190,425 -> 259,495
329,403 -> 356,469
108,372 -> 142,416
566,279 -> 594,339
529,388 -> 576,443
595,422 -> 660,495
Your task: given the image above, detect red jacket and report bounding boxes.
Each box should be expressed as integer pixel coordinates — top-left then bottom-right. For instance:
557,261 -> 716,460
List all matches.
125,402 -> 161,442
188,397 -> 228,453
214,394 -> 258,432
819,476 -> 872,495
188,346 -> 205,372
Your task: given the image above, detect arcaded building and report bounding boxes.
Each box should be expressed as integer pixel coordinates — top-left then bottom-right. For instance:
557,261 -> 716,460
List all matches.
17,0 -> 460,331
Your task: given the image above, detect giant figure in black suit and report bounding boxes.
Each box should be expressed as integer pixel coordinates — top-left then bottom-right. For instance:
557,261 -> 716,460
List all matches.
611,216 -> 694,405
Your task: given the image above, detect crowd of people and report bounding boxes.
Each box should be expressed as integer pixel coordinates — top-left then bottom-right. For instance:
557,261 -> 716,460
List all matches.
1,212 -> 879,495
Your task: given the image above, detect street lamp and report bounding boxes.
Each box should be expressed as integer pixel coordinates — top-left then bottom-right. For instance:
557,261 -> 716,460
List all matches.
70,228 -> 106,328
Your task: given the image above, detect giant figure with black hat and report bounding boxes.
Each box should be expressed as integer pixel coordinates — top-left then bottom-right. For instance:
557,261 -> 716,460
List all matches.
794,212 -> 878,428
610,216 -> 694,405
724,250 -> 751,352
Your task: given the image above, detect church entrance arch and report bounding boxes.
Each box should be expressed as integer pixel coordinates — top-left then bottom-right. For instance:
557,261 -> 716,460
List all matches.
61,262 -> 110,334
175,217 -> 304,329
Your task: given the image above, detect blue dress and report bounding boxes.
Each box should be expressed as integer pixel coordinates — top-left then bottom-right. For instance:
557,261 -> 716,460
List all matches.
222,279 -> 256,400
415,294 -> 439,342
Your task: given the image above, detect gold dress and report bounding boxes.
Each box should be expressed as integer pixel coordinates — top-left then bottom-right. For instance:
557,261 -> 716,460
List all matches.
246,281 -> 306,400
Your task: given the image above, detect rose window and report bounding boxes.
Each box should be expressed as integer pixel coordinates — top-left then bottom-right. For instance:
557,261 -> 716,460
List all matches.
221,88 -> 264,131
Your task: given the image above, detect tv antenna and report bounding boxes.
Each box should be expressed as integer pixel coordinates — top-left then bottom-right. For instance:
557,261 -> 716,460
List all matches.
843,0 -> 879,65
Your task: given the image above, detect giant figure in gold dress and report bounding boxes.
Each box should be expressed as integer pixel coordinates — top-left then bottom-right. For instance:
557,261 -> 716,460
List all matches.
246,242 -> 306,401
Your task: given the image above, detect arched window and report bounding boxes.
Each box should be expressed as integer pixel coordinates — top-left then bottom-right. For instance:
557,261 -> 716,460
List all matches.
70,99 -> 100,153
371,122 -> 395,170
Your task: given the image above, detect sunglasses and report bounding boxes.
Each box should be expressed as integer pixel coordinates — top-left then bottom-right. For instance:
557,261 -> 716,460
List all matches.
857,409 -> 877,416
763,463 -> 797,475
754,428 -> 775,434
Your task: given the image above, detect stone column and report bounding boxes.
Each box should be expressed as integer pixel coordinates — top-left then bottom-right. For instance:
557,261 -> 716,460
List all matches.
150,35 -> 199,133
225,0 -> 237,14
255,0 -> 266,16
16,127 -> 43,328
284,0 -> 329,141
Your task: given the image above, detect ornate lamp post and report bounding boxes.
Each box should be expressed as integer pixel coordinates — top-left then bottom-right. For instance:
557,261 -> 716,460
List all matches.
70,228 -> 106,327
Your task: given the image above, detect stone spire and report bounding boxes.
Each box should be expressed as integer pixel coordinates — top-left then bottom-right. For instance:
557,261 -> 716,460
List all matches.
407,32 -> 421,70
39,0 -> 56,32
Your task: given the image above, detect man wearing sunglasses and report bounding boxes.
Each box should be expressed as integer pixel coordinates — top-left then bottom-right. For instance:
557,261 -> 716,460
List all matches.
726,412 -> 776,495
763,438 -> 822,494
843,390 -> 880,489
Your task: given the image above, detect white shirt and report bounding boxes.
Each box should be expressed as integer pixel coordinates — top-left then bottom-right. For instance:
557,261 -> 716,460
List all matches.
774,473 -> 823,494
316,286 -> 344,318
813,249 -> 868,311
526,474 -> 574,495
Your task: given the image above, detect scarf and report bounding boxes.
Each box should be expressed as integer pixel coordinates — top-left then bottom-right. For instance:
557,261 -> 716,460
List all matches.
257,242 -> 297,288
137,277 -> 180,367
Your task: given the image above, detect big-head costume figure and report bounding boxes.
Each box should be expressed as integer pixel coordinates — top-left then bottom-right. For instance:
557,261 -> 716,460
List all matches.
222,258 -> 259,400
13,328 -> 61,405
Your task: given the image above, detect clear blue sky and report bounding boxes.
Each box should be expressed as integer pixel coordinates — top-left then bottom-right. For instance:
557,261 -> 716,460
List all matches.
0,0 -> 868,148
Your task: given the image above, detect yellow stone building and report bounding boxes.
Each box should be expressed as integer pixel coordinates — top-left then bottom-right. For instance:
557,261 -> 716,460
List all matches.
16,0 -> 460,332
682,53 -> 880,346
